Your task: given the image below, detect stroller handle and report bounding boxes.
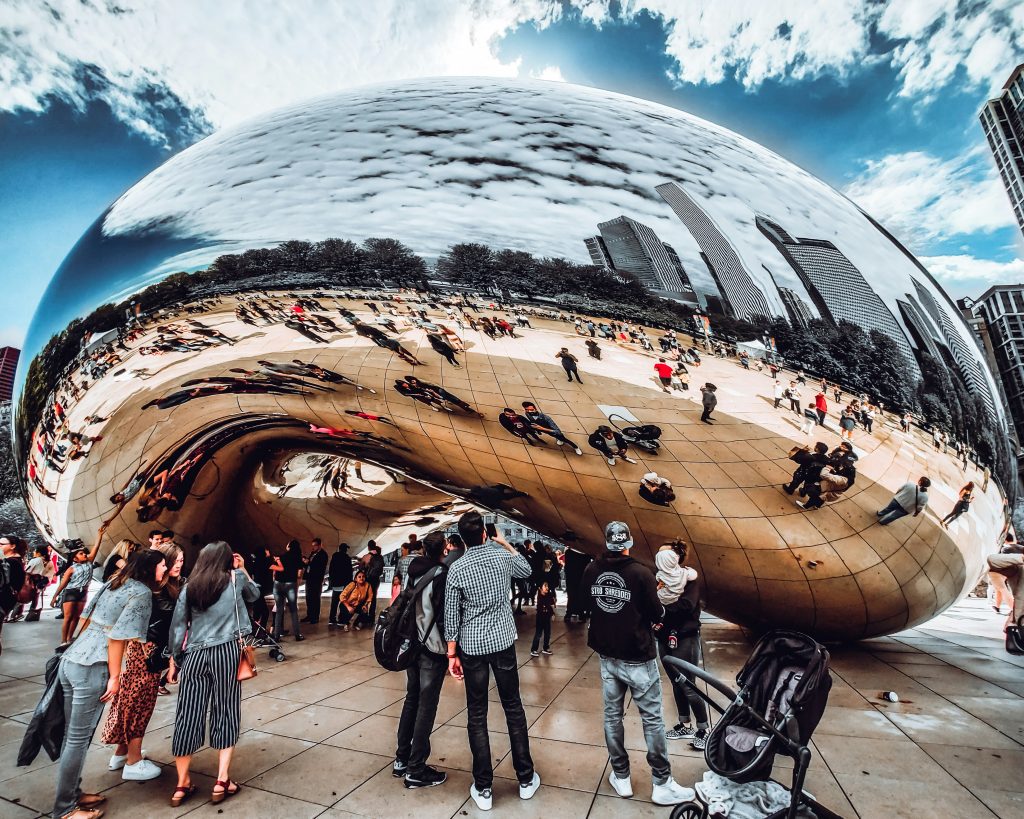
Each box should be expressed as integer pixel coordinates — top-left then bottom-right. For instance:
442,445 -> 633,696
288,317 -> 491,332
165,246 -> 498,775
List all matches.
662,656 -> 737,701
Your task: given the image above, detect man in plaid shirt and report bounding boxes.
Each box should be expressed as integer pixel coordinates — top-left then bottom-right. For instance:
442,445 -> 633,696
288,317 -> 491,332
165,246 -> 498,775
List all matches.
445,510 -> 540,811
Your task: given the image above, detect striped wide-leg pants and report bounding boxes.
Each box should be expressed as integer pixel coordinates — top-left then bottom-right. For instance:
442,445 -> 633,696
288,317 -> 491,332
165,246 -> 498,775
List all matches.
171,640 -> 241,756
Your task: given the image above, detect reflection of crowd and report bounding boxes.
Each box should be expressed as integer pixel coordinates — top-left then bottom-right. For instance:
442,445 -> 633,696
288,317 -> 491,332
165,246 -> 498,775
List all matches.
394,376 -> 482,416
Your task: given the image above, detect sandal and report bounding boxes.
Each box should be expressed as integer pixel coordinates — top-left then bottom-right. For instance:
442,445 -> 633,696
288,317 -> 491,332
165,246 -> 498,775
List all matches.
61,809 -> 104,819
169,784 -> 197,807
211,779 -> 241,804
77,794 -> 107,809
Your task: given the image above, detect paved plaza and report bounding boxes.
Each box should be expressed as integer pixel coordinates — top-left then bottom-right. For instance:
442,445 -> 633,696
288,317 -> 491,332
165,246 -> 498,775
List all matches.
1,596 -> 1022,819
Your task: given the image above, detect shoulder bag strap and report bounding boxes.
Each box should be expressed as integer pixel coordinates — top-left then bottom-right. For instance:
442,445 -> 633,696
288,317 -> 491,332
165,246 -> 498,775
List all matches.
230,570 -> 243,640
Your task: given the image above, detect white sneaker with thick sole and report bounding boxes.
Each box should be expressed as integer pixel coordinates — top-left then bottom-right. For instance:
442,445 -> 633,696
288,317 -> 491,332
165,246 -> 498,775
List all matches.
109,750 -> 147,770
519,772 -> 541,800
122,758 -> 162,781
651,777 -> 695,805
609,770 -> 633,798
470,784 -> 493,811
607,457 -> 616,465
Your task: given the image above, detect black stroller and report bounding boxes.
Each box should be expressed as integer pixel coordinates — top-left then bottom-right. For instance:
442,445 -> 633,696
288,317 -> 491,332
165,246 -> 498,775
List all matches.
663,630 -> 842,819
609,413 -> 662,454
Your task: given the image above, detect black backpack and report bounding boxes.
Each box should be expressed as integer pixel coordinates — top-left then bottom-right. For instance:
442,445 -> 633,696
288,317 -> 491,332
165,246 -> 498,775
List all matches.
374,565 -> 445,672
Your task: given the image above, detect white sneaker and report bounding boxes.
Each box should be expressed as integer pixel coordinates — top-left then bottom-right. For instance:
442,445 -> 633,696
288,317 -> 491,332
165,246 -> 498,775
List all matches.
519,772 -> 540,800
122,758 -> 162,781
623,456 -> 637,464
609,770 -> 633,798
470,784 -> 492,811
574,447 -> 583,455
651,777 -> 695,805
109,750 -> 147,770
607,457 -> 616,465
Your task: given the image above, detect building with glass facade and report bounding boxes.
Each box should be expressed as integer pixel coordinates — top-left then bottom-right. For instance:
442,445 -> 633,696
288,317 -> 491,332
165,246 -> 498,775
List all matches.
755,216 -> 917,371
655,182 -> 776,320
980,64 -> 1024,238
596,214 -> 688,294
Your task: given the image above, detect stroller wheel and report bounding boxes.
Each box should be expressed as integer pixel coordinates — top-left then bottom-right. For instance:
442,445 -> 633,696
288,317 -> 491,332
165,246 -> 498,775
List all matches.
670,803 -> 704,819
274,652 -> 286,662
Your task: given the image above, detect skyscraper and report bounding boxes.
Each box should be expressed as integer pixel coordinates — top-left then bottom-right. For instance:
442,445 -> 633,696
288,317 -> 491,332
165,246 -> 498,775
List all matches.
583,235 -> 614,269
755,215 -> 917,370
778,287 -> 814,328
655,182 -> 776,320
596,215 -> 688,294
0,347 -> 19,402
980,64 -> 1024,238
912,279 -> 996,418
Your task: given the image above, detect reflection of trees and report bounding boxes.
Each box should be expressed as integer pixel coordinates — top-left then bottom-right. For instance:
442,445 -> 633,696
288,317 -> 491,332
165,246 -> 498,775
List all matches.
17,234 -> 1016,498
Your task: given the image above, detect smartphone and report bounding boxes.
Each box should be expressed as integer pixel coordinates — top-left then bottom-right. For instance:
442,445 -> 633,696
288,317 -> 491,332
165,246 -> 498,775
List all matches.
485,522 -> 498,539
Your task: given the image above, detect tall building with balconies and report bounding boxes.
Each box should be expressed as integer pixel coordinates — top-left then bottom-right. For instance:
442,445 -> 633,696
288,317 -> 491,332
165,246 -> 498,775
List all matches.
755,216 -> 917,371
980,64 -> 1024,238
0,347 -> 19,403
596,215 -> 688,294
655,182 -> 775,320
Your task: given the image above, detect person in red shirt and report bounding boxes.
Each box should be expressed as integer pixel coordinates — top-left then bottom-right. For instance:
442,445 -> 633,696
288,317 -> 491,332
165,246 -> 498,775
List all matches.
814,392 -> 828,426
654,359 -> 674,393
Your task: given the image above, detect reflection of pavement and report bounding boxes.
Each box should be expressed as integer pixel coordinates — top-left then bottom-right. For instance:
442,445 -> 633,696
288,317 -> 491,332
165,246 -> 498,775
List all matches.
0,599 -> 1021,818
33,291 -> 1004,639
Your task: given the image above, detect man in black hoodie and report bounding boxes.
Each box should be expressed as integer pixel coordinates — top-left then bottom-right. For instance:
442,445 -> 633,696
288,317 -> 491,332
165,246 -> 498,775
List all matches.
582,522 -> 695,806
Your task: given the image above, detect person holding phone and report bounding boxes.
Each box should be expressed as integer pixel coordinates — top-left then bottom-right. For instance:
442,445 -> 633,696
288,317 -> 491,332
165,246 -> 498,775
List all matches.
444,511 -> 540,811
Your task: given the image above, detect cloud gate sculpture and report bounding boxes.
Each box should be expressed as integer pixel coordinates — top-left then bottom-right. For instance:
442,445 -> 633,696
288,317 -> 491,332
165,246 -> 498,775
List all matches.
14,78 -> 1012,640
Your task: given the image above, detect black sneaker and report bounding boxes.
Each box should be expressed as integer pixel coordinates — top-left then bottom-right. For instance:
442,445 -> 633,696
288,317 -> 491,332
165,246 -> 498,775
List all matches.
392,759 -> 408,778
404,766 -> 447,789
691,728 -> 709,751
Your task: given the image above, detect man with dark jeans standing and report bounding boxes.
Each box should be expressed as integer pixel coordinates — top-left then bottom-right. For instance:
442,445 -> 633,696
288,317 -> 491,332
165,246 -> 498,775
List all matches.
556,347 -> 582,383
362,541 -> 385,622
583,522 -> 694,806
445,511 -> 540,811
394,532 -> 450,789
302,537 -> 328,624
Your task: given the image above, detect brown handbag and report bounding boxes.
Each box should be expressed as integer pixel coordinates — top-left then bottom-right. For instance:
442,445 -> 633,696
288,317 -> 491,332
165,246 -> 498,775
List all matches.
231,571 -> 257,681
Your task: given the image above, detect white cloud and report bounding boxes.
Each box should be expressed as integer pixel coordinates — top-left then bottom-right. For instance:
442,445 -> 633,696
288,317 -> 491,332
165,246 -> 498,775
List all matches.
3,1 -> 1023,146
842,150 -> 1017,250
609,1 -> 1022,99
919,254 -> 1024,298
530,65 -> 566,82
0,0 -> 564,138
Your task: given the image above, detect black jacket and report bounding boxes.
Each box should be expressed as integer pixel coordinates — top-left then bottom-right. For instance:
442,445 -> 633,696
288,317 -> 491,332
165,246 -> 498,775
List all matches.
329,551 -> 353,587
582,553 -> 663,663
588,430 -> 626,455
363,553 -> 385,586
306,549 -> 328,581
660,580 -> 702,637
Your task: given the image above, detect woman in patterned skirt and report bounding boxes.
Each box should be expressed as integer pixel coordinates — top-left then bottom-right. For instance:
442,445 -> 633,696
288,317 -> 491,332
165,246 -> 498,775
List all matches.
100,544 -> 183,780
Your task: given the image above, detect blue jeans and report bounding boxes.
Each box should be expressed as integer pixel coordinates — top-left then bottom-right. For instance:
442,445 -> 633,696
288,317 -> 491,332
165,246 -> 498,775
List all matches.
54,660 -> 108,819
273,581 -> 300,638
877,498 -> 909,525
599,656 -> 671,785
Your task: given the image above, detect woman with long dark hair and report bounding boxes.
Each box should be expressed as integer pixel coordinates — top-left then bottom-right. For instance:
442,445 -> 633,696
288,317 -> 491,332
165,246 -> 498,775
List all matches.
167,542 -> 259,808
52,549 -> 165,819
51,537 -> 102,647
101,543 -> 183,779
942,482 -> 975,528
270,539 -> 304,642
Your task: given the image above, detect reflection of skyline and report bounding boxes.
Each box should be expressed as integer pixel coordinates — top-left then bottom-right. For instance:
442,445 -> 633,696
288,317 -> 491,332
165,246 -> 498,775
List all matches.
19,79 -> 1001,425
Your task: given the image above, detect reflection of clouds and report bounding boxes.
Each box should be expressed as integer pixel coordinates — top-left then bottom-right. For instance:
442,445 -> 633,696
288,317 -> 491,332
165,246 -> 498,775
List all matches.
48,79 -> 997,408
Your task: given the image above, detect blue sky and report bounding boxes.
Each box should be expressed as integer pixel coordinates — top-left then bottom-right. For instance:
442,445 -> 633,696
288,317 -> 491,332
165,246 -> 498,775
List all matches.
1,0 -> 1022,349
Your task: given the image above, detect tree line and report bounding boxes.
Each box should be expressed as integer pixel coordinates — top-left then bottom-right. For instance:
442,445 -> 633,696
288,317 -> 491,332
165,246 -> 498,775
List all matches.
14,237 -> 1013,494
